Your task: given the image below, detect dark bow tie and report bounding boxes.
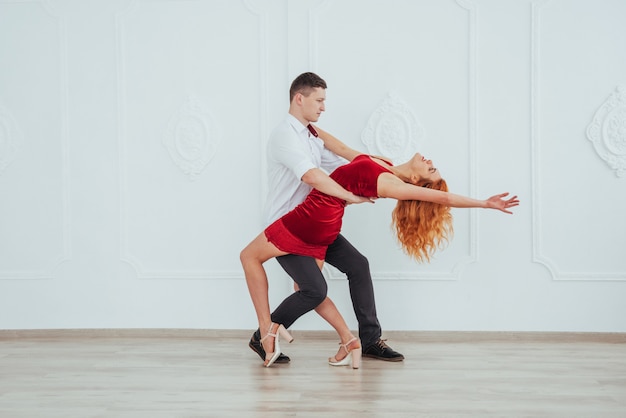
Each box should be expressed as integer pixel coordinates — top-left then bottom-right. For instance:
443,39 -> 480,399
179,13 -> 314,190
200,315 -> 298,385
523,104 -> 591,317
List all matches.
307,124 -> 318,137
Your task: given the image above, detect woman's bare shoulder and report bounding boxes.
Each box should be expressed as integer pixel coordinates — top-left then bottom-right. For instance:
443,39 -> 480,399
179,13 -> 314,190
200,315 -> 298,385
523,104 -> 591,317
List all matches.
369,155 -> 394,169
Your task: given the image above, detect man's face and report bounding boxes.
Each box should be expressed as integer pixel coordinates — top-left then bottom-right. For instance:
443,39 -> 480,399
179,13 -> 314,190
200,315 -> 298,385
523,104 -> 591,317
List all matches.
299,87 -> 326,123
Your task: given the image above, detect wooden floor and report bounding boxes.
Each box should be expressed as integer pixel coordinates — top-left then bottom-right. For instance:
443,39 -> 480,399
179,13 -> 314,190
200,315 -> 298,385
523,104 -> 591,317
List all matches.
1,330 -> 625,418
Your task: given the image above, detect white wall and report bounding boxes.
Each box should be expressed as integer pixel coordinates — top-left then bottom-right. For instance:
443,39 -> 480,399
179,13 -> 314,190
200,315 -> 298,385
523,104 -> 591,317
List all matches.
1,0 -> 625,332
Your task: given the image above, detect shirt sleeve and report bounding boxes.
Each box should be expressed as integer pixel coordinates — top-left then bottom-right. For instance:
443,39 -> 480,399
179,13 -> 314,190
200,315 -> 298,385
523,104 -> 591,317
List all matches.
268,126 -> 316,180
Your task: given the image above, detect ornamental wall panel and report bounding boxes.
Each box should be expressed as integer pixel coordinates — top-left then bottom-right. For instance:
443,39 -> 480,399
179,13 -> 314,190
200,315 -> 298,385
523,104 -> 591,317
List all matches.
116,0 -> 265,279
295,0 -> 477,280
532,0 -> 626,280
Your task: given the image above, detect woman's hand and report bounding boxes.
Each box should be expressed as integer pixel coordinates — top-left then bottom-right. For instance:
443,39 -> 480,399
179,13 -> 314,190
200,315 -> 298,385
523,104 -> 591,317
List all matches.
485,193 -> 520,214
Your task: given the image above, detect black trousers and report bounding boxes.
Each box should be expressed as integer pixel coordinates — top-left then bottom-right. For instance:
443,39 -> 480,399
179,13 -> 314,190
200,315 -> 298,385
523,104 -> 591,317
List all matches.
269,234 -> 382,347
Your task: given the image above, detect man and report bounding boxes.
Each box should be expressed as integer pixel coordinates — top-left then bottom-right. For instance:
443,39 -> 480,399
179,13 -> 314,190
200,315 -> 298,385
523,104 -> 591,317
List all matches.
248,72 -> 404,363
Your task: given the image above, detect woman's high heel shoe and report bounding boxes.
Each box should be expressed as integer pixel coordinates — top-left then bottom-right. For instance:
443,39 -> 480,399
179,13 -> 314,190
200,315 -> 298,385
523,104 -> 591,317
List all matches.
328,337 -> 361,369
260,323 -> 293,368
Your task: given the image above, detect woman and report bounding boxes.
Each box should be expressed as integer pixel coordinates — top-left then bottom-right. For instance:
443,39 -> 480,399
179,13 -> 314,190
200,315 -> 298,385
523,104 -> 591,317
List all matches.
240,129 -> 519,368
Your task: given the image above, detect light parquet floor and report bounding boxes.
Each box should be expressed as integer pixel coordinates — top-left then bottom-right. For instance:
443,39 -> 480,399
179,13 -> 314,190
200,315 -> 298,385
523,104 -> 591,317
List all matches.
0,330 -> 625,418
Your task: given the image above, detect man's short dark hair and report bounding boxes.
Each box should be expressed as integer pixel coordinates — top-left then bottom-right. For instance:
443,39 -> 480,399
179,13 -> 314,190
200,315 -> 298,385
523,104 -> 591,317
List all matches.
289,72 -> 327,102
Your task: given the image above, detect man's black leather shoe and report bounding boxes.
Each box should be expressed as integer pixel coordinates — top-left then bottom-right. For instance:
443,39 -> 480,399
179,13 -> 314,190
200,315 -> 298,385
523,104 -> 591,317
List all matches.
249,332 -> 290,364
362,339 -> 404,362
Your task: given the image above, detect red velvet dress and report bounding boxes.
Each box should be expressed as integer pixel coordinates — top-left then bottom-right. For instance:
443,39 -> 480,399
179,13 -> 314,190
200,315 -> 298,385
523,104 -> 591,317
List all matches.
264,155 -> 392,259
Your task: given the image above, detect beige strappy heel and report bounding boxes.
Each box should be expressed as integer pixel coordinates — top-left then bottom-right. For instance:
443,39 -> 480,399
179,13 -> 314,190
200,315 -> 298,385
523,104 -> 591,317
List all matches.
328,337 -> 361,369
260,323 -> 293,367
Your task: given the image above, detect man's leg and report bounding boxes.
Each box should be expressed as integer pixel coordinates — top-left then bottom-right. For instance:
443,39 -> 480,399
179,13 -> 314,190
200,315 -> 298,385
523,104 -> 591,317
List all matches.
249,254 -> 327,362
324,234 -> 404,361
271,254 -> 327,327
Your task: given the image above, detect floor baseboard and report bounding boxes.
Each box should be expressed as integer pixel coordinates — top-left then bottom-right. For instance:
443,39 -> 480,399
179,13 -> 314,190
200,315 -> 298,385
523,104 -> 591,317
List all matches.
1,328 -> 625,343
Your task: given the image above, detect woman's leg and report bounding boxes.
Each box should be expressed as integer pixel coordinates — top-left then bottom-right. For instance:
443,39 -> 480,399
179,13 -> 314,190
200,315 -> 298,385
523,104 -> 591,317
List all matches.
314,297 -> 359,361
311,261 -> 358,361
240,232 -> 288,358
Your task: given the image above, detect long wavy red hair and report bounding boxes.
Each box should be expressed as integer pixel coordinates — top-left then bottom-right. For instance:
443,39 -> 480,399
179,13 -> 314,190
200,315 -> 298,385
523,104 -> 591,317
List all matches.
391,179 -> 454,262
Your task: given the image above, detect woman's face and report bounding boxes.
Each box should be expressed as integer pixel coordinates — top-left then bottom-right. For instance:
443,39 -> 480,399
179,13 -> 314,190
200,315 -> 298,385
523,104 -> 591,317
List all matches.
410,153 -> 441,183
298,87 -> 326,123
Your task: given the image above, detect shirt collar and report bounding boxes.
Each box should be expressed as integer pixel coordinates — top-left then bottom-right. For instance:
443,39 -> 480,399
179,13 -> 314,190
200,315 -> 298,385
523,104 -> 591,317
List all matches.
286,113 -> 309,136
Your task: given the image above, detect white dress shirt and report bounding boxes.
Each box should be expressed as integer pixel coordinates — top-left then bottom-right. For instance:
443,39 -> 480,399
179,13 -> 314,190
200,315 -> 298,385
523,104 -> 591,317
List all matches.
264,114 -> 346,225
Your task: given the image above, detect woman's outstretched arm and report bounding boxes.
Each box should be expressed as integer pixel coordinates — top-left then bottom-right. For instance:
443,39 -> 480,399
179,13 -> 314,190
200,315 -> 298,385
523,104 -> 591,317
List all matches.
377,173 -> 519,214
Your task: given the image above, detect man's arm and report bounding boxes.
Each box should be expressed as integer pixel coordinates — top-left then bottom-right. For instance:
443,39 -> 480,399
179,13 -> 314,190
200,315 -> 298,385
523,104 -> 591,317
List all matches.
302,168 -> 373,204
314,124 -> 392,166
269,123 -> 372,205
313,125 -> 362,162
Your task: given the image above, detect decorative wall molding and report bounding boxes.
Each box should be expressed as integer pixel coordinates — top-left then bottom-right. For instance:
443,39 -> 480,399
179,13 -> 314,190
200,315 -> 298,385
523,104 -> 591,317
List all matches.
586,85 -> 626,178
455,0 -> 480,279
361,91 -> 424,164
324,263 -> 469,282
316,0 -> 479,281
308,0 -> 332,70
115,0 -> 136,277
0,102 -> 22,176
0,0 -> 71,280
242,0 -> 270,219
531,0 -> 625,281
163,95 -> 218,181
116,0 -> 266,279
